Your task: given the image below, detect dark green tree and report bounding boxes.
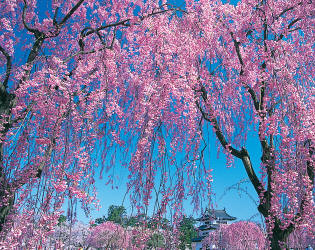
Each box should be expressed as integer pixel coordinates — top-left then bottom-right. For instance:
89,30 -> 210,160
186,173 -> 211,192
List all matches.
94,215 -> 106,225
107,205 -> 127,225
94,205 -> 127,226
125,216 -> 138,227
57,215 -> 67,226
178,216 -> 197,250
146,233 -> 165,249
147,217 -> 170,230
126,213 -> 149,228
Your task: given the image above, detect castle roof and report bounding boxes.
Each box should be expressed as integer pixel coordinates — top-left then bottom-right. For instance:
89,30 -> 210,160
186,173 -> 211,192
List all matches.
197,208 -> 236,221
198,224 -> 219,231
191,236 -> 205,242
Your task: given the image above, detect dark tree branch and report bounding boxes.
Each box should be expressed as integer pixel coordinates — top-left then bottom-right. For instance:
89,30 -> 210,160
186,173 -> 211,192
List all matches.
229,32 -> 260,112
196,101 -> 242,159
195,90 -> 267,212
22,0 -> 42,37
58,0 -> 85,27
288,18 -> 302,29
82,5 -> 185,38
53,7 -> 59,26
259,17 -> 267,113
200,30 -> 270,216
276,2 -> 302,20
239,148 -> 267,207
97,19 -> 130,30
96,31 -> 106,46
69,5 -> 184,63
230,29 -> 269,152
108,29 -> 117,49
22,1 -> 85,80
276,18 -> 302,41
21,0 -> 46,81
26,35 -> 45,66
304,139 -> 314,187
246,85 -> 259,111
230,32 -> 244,66
195,86 -> 242,159
0,45 -> 12,90
285,140 -> 314,235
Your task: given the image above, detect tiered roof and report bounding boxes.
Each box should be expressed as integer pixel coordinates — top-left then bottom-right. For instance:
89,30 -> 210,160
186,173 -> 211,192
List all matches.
191,208 -> 236,243
197,208 -> 236,221
197,223 -> 219,232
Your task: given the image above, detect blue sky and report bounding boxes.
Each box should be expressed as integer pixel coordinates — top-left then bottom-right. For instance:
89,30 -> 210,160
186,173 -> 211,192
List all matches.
80,128 -> 262,226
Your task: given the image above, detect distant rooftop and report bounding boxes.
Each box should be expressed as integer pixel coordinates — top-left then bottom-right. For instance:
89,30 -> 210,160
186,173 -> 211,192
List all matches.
191,236 -> 205,242
198,224 -> 219,231
197,208 -> 236,221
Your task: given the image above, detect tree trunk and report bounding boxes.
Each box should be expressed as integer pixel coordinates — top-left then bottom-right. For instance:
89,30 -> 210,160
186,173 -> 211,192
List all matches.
268,220 -> 291,250
0,190 -> 15,234
0,91 -> 15,234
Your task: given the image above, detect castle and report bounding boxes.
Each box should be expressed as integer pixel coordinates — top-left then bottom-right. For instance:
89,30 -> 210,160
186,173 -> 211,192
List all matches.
191,208 -> 236,250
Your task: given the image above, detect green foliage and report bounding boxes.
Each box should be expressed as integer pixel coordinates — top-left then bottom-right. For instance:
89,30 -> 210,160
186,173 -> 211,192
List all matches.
94,205 -> 127,226
125,215 -> 141,227
146,232 -> 165,249
94,207 -> 149,228
95,215 -> 106,225
126,213 -> 150,228
147,217 -> 170,230
178,216 -> 197,250
107,205 -> 127,225
57,215 -> 67,226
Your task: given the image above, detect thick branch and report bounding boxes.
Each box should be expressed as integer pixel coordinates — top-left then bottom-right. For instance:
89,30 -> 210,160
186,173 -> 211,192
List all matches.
82,6 -> 185,38
22,0 -> 42,37
26,35 -> 45,66
53,7 -> 59,26
259,14 -> 271,160
9,142 -> 53,190
230,32 -> 243,66
198,105 -> 242,158
277,141 -> 314,235
9,108 -> 69,189
20,4 -> 46,81
231,31 -> 268,152
230,32 -> 260,112
58,0 -> 85,27
288,18 -> 302,29
276,2 -> 302,20
0,45 -> 12,90
195,73 -> 268,217
246,85 -> 259,111
240,148 -> 267,206
195,92 -> 267,215
18,35 -> 46,85
195,86 -> 265,195
304,138 -> 314,188
195,87 -> 242,158
21,1 -> 47,79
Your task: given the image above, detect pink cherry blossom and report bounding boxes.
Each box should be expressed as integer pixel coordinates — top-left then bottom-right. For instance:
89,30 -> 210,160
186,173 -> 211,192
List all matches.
0,0 -> 313,248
